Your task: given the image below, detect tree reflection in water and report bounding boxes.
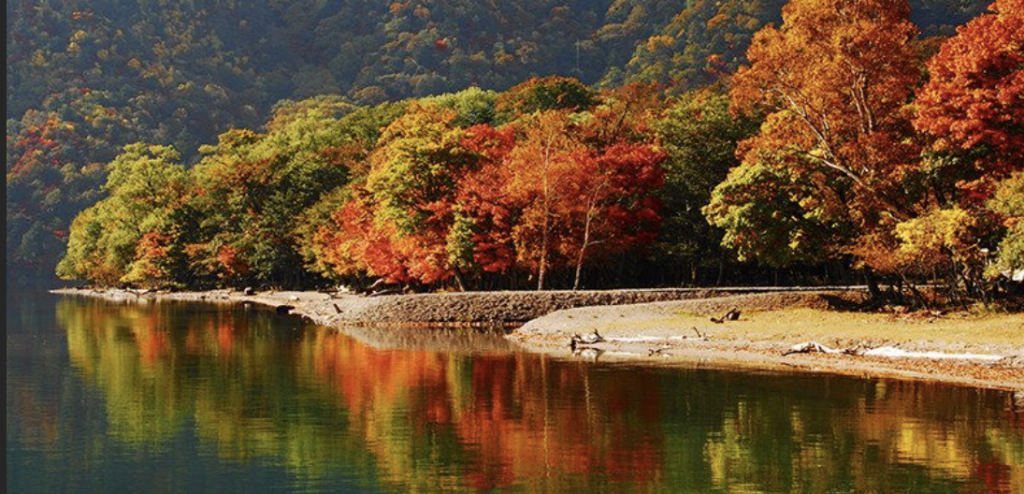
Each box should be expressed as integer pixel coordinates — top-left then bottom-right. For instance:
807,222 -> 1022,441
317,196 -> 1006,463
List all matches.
48,297 -> 1023,493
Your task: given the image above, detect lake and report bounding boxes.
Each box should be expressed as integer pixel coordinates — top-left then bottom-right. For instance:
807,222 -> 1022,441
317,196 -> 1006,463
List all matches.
7,290 -> 1023,493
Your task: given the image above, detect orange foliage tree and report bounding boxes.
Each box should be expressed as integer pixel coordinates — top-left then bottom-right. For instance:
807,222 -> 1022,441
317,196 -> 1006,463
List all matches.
502,112 -> 589,290
710,0 -> 924,280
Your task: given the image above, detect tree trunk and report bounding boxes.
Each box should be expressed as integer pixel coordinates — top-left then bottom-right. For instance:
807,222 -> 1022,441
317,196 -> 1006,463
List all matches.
537,229 -> 547,291
865,270 -> 882,301
538,133 -> 551,291
452,268 -> 467,292
573,240 -> 587,292
573,203 -> 596,291
716,254 -> 725,287
572,252 -> 585,291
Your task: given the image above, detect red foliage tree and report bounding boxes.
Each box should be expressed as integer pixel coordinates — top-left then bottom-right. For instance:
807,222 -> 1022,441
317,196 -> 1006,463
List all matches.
914,0 -> 1024,202
456,125 -> 519,275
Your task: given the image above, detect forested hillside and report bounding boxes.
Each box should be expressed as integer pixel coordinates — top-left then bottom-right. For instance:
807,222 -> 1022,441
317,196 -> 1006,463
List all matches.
7,0 -> 1011,293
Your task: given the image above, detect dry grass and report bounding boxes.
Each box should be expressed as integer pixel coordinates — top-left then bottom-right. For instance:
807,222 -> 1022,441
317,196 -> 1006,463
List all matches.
597,308 -> 1024,350
511,300 -> 1024,390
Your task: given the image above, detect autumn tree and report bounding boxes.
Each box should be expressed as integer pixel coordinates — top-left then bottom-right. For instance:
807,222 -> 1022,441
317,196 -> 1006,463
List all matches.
330,103 -> 476,286
309,191 -> 417,285
56,144 -> 190,286
911,0 -> 1024,293
708,0 -> 924,285
567,84 -> 666,288
452,125 -> 520,279
187,105 -> 355,287
986,171 -> 1024,280
914,0 -> 1023,203
565,141 -> 665,289
471,110 -> 665,290
500,112 -> 587,289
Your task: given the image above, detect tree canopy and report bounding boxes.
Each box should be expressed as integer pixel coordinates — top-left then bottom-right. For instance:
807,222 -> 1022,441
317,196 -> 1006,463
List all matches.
10,0 -> 1017,301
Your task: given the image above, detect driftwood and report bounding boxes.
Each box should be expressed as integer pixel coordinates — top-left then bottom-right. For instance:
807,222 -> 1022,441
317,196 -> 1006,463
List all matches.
782,341 -> 1004,362
568,330 -> 605,351
359,279 -> 388,295
710,307 -> 741,324
783,342 -> 861,356
319,286 -> 353,298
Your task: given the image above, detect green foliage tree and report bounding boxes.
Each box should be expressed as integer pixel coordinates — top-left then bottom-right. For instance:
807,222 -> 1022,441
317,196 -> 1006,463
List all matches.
654,89 -> 761,283
705,149 -> 848,268
187,110 -> 354,287
418,87 -> 499,127
496,76 -> 599,119
56,144 -> 189,286
358,103 -> 475,285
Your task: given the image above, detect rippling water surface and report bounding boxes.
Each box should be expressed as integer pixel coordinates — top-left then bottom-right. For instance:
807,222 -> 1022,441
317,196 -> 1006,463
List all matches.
6,290 -> 1023,493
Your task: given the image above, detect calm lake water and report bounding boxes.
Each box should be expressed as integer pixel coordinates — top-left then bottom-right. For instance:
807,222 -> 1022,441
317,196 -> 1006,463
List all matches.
7,290 -> 1023,493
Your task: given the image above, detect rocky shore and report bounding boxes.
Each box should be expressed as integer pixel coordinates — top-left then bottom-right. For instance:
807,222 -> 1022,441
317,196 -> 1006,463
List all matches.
51,287 -> 1024,391
50,286 -> 848,326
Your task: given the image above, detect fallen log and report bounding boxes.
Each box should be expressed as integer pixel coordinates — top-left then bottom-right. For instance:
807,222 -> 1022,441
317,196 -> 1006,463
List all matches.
783,341 -> 1004,361
783,341 -> 856,356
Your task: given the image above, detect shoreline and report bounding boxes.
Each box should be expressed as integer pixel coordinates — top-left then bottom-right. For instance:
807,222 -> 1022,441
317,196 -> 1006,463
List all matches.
51,287 -> 1024,392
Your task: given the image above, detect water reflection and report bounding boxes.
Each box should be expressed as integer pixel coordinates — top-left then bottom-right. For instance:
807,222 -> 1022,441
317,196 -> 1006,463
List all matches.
8,294 -> 1024,493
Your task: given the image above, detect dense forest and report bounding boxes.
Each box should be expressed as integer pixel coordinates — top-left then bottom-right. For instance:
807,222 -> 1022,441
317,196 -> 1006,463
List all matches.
7,0 -> 1021,301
